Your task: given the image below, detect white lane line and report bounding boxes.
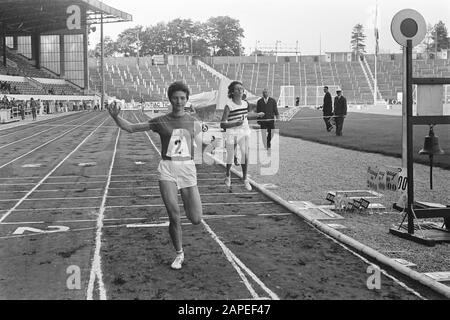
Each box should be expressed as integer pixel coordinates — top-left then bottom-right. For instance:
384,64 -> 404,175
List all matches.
87,128 -> 120,301
0,178 -> 242,186
0,185 -> 232,193
0,113 -> 94,151
0,217 -> 147,225
201,220 -> 261,299
0,113 -> 105,169
132,112 -> 277,300
0,192 -> 258,202
0,202 -> 274,212
0,172 -> 226,180
0,112 -> 86,137
0,213 -> 292,225
0,117 -> 110,224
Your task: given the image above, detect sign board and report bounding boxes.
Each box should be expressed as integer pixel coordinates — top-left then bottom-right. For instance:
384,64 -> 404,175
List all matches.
368,166 -> 403,192
417,85 -> 444,116
152,55 -> 165,65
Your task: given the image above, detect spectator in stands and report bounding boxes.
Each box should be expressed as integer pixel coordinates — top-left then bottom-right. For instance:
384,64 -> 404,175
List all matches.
221,81 -> 265,191
333,89 -> 347,137
256,88 -> 279,150
30,98 -> 37,121
321,86 -> 333,132
107,81 -> 204,270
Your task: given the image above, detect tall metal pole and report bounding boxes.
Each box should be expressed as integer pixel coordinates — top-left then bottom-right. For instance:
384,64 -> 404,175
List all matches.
100,14 -> 105,110
319,33 -> 321,57
374,1 -> 378,105
2,23 -> 6,67
136,31 -> 140,67
406,39 -> 414,234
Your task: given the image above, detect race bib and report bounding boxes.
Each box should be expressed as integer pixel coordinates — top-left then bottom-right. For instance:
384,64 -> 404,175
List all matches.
166,129 -> 191,158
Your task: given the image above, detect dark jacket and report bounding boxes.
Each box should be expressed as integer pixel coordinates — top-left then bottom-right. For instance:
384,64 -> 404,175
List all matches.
323,92 -> 333,116
333,95 -> 347,116
256,97 -> 279,120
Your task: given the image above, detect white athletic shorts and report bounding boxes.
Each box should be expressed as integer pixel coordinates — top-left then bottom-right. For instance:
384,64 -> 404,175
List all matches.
158,160 -> 197,190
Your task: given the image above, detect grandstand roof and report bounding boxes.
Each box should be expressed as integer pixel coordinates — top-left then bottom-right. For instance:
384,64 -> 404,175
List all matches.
0,0 -> 132,34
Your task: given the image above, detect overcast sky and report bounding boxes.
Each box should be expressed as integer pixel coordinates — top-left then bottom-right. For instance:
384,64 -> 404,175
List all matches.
90,0 -> 450,55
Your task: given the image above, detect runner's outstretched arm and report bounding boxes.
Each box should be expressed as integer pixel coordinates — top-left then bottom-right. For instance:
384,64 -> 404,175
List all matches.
108,103 -> 150,133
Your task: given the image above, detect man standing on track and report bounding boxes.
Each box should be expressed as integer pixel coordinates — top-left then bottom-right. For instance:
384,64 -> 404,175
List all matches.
321,86 -> 333,132
107,81 -> 203,270
30,98 -> 37,121
333,89 -> 347,136
256,88 -> 279,150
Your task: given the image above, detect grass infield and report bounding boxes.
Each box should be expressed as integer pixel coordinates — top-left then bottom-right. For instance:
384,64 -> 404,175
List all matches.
276,108 -> 450,170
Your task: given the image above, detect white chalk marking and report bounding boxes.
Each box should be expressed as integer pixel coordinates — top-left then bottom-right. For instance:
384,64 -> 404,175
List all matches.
126,222 -> 170,228
0,192 -> 259,202
78,162 -> 97,167
0,178 -> 241,186
0,172 -> 225,180
87,128 -> 120,301
13,225 -> 69,235
21,164 -> 43,168
202,220 -> 278,300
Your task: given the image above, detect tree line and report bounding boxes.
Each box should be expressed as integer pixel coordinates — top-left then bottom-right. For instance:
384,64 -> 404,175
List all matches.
91,17 -> 450,58
91,16 -> 244,58
351,20 -> 450,56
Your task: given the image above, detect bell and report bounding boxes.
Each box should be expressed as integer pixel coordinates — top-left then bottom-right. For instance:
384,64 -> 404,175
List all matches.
419,125 -> 445,190
419,126 -> 445,156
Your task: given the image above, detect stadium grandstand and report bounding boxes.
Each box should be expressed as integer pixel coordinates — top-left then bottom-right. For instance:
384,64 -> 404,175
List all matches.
88,51 -> 450,109
0,0 -> 131,123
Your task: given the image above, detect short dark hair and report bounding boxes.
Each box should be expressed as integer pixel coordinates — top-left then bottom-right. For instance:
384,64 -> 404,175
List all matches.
228,80 -> 243,99
167,81 -> 190,100
324,86 -> 329,89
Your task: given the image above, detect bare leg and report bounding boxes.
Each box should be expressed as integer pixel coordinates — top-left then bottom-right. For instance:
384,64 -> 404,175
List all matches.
238,136 -> 250,180
180,186 -> 203,225
159,181 -> 182,252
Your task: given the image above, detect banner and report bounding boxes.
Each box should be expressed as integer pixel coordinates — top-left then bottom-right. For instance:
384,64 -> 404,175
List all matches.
367,165 -> 404,192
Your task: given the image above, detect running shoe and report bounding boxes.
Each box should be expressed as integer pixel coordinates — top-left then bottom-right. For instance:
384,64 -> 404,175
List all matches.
243,180 -> 252,191
224,176 -> 232,188
171,252 -> 184,270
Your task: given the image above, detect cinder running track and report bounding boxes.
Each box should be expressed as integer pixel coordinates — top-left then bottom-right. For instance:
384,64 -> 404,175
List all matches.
0,111 -> 444,300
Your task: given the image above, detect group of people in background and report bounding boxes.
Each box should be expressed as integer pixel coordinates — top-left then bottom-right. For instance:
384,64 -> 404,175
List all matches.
0,81 -> 19,94
0,94 -> 101,122
321,86 -> 347,136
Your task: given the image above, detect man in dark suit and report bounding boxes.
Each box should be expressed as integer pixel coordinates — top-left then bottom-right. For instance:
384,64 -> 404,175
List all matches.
322,86 -> 333,132
257,88 -> 279,149
333,89 -> 347,136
